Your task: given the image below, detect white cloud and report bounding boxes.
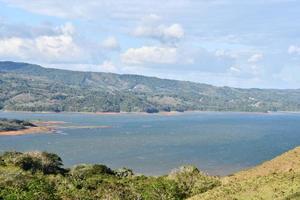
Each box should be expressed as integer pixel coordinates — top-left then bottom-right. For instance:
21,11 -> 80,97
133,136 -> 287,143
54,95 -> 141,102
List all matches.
162,24 -> 184,40
134,23 -> 184,41
288,45 -> 300,55
121,46 -> 178,65
58,22 -> 75,35
35,35 -> 82,61
101,36 -> 120,50
0,37 -> 27,59
248,53 -> 263,63
133,20 -> 184,43
0,23 -> 84,63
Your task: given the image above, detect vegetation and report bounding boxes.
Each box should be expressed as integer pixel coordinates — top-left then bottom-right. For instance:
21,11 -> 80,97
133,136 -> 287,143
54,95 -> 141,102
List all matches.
0,118 -> 36,132
0,151 -> 220,200
189,146 -> 300,200
1,61 -> 300,113
1,147 -> 300,199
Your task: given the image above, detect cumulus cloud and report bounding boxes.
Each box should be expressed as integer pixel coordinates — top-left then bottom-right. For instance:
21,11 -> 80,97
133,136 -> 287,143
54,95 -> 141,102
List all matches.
101,36 -> 120,51
0,23 -> 85,63
2,0 -> 300,88
133,23 -> 184,42
121,45 -> 235,74
132,14 -> 184,43
121,46 -> 178,65
58,22 -> 75,35
288,45 -> 300,55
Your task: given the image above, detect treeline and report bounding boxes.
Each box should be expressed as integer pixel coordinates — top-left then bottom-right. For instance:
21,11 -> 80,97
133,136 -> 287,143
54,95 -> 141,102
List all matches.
0,118 -> 36,132
1,61 -> 300,113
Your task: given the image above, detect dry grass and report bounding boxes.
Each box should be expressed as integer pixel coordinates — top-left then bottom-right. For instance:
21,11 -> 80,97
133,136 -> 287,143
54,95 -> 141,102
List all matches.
189,146 -> 300,200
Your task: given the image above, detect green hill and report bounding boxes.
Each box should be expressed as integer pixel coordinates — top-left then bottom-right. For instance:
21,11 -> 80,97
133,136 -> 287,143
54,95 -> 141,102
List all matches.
189,146 -> 300,200
1,61 -> 300,113
1,147 -> 300,199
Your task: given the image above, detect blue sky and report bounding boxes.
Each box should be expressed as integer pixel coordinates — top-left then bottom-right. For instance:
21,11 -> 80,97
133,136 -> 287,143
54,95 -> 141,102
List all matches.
0,0 -> 300,88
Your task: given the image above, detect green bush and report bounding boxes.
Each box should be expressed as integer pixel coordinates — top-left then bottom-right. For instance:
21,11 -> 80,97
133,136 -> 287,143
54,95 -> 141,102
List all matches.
70,164 -> 114,179
1,151 -> 65,175
133,177 -> 183,200
15,156 -> 42,173
168,165 -> 221,197
0,151 -> 222,200
0,176 -> 59,200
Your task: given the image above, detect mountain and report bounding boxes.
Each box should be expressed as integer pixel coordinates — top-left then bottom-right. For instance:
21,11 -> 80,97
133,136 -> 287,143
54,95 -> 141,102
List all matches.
0,61 -> 300,113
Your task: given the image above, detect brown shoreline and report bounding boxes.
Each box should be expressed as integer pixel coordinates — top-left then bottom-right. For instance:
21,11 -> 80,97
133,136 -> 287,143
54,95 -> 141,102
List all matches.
1,110 -> 288,116
0,127 -> 52,136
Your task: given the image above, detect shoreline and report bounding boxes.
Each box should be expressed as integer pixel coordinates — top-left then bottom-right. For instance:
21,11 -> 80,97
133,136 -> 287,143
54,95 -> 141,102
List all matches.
1,110 -> 299,116
0,120 -> 113,136
0,126 -> 52,136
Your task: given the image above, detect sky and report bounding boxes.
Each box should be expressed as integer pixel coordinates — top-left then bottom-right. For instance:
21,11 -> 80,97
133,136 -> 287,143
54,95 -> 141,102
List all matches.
0,0 -> 300,89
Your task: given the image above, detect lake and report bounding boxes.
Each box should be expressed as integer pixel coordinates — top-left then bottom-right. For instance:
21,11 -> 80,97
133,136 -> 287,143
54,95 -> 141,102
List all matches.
0,111 -> 300,176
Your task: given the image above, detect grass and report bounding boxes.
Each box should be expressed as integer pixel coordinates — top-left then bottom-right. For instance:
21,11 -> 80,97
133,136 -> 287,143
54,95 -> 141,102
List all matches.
189,147 -> 300,200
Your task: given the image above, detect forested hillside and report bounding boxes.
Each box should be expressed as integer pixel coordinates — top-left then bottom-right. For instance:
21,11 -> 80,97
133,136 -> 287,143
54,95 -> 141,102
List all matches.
0,61 -> 300,113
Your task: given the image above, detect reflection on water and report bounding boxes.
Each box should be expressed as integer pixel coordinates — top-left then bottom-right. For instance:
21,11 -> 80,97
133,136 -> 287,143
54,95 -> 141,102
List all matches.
0,111 -> 300,176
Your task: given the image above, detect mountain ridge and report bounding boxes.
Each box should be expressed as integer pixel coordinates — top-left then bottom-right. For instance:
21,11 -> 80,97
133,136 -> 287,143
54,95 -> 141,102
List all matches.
1,61 -> 300,113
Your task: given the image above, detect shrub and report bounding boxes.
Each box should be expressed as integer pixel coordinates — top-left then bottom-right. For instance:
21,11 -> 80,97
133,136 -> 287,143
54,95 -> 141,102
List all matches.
70,164 -> 114,179
133,177 -> 183,200
39,152 -> 65,175
15,155 -> 42,173
1,151 -> 66,175
144,107 -> 159,113
114,168 -> 134,178
168,165 -> 221,197
0,177 -> 59,200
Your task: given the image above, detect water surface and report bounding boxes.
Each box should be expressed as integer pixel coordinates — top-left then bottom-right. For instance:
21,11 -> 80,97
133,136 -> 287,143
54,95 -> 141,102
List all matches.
1,111 -> 300,176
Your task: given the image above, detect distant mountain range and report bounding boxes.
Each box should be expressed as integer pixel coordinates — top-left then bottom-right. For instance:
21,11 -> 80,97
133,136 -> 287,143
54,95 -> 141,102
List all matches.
0,61 -> 300,113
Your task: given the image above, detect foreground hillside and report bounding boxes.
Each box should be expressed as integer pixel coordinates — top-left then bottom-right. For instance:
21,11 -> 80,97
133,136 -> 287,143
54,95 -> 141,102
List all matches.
189,146 -> 300,200
0,151 -> 220,200
1,61 -> 300,113
1,147 -> 300,200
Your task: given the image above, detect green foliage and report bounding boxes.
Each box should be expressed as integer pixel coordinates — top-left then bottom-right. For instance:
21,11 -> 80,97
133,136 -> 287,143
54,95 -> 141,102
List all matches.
132,176 -> 183,200
0,151 -> 221,200
70,164 -> 114,179
168,165 -> 221,198
1,151 -> 65,175
0,175 -> 59,200
1,149 -> 300,200
1,61 -> 300,113
15,155 -> 42,173
114,167 -> 134,178
0,118 -> 36,132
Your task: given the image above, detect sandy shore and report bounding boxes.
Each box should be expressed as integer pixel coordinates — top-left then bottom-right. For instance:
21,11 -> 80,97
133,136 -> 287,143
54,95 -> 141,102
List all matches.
0,126 -> 52,136
33,121 -> 67,126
